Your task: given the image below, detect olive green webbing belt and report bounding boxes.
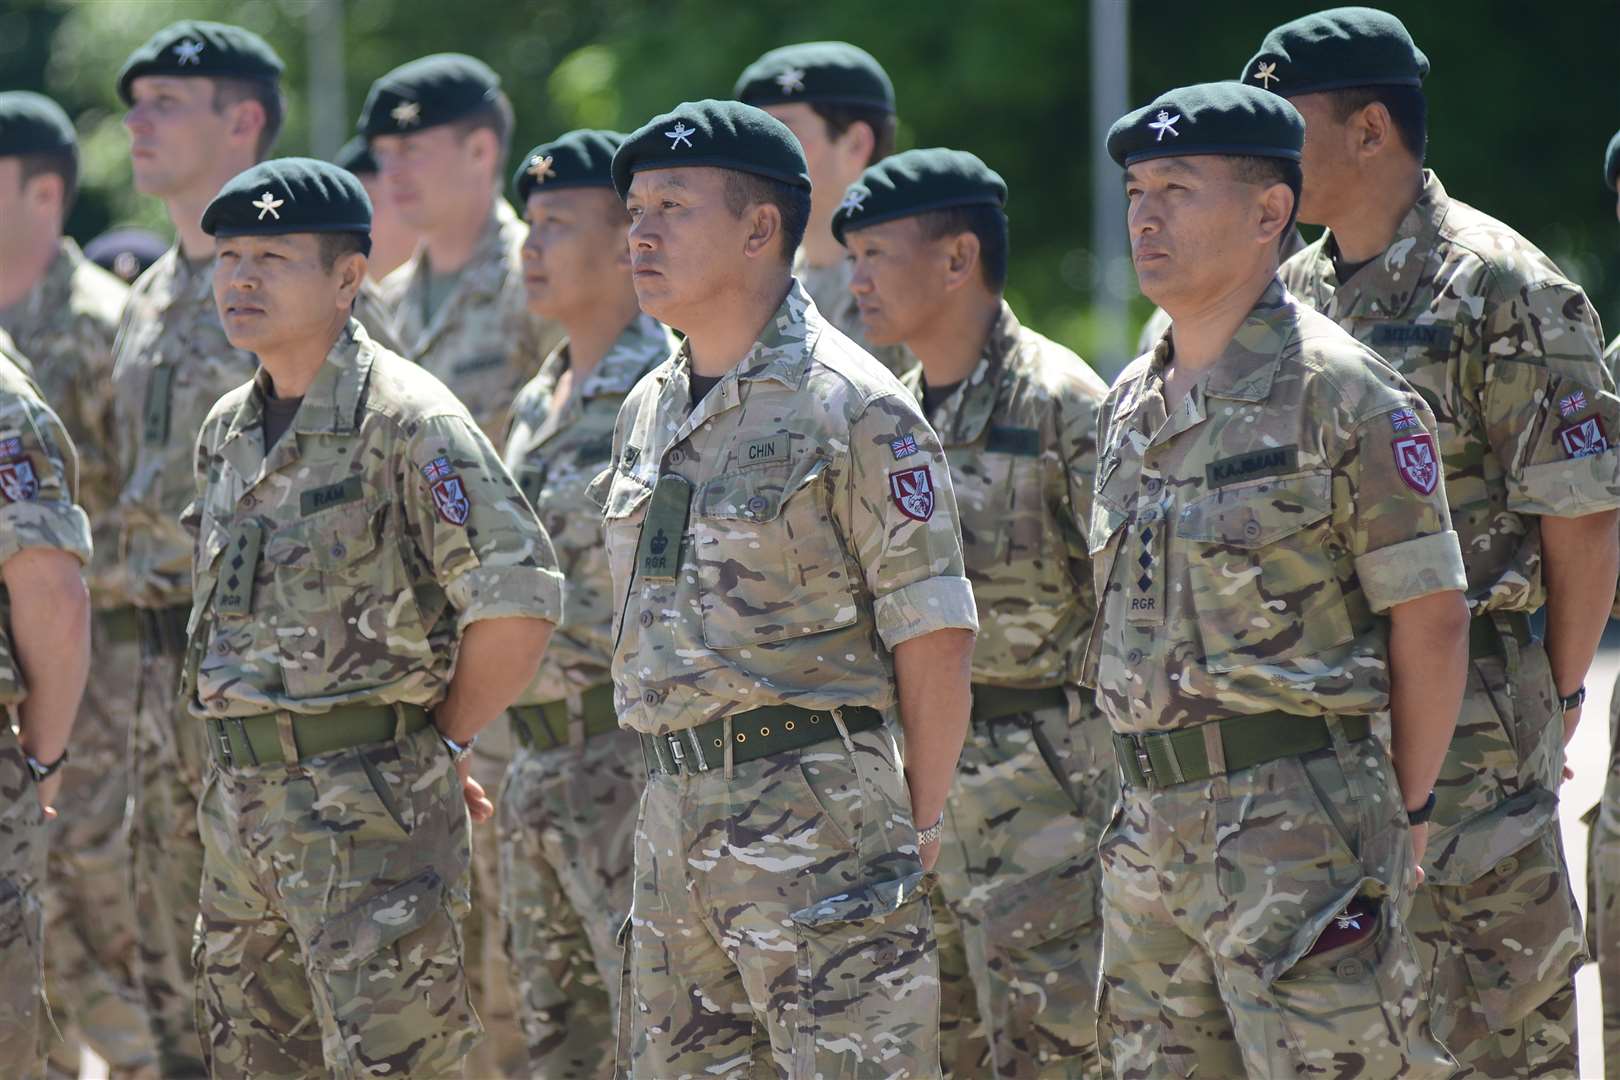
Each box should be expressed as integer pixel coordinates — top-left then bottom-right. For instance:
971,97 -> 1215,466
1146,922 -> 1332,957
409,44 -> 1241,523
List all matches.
510,684 -> 619,749
640,703 -> 884,776
1469,610 -> 1532,658
206,704 -> 432,768
970,684 -> 1069,724
1114,711 -> 1372,790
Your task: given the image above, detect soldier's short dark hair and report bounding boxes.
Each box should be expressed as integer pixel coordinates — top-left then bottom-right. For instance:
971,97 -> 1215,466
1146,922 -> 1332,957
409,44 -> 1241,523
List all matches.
810,103 -> 896,166
722,169 -> 811,266
1330,84 -> 1426,161
15,149 -> 78,218
451,90 -> 515,176
211,76 -> 283,160
1224,155 -> 1302,251
916,204 -> 1009,291
317,231 -> 368,271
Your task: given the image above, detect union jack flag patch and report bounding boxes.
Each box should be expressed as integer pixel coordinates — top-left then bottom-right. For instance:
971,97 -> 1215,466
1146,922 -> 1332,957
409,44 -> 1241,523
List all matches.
1560,392 -> 1588,418
890,435 -> 919,460
1389,408 -> 1419,432
421,455 -> 455,481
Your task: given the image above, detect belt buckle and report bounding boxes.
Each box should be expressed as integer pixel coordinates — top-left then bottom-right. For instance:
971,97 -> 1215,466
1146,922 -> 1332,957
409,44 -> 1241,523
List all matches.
1130,734 -> 1154,786
213,719 -> 234,768
666,735 -> 686,774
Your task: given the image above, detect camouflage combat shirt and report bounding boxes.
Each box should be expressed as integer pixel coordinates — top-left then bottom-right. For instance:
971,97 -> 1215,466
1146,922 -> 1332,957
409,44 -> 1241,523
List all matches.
0,239 -> 125,606
183,321 -> 563,719
111,246 -> 396,610
1085,280 -> 1467,733
376,198 -> 562,442
900,301 -> 1106,687
1281,170 -> 1620,614
599,281 -> 978,735
502,312 -> 674,707
0,351 -> 92,705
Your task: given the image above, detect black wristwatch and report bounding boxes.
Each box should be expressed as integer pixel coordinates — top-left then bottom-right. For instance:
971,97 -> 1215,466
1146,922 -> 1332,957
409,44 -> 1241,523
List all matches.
1559,685 -> 1586,713
1407,790 -> 1437,826
24,748 -> 68,783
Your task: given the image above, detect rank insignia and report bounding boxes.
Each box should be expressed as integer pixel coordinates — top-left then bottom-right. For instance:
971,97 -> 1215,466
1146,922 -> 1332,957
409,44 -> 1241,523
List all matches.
889,465 -> 935,522
1393,433 -> 1439,494
1389,407 -> 1419,431
1559,391 -> 1587,418
0,459 -> 38,503
890,434 -> 919,460
1559,416 -> 1611,459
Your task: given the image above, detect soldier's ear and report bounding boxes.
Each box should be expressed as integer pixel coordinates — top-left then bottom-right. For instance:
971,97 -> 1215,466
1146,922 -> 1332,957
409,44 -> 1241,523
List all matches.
742,202 -> 783,263
941,230 -> 982,294
335,251 -> 367,307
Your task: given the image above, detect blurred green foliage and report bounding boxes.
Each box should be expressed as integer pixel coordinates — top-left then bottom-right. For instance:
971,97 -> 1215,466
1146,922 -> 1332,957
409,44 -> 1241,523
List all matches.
7,0 -> 1620,377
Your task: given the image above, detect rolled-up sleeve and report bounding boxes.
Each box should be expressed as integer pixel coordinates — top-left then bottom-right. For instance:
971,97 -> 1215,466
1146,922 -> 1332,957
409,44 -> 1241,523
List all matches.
404,412 -> 564,630
0,393 -> 91,568
840,391 -> 977,649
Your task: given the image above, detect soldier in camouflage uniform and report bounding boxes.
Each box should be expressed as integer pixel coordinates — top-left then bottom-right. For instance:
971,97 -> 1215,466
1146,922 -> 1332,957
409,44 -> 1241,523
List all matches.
1253,11 -> 1620,1074
184,158 -> 563,1079
111,24 -> 288,1075
0,91 -> 157,1080
360,54 -> 562,1073
0,349 -> 94,1080
735,41 -> 914,376
1586,128 -> 1620,1080
495,130 -> 672,1078
835,148 -> 1113,1078
603,100 -> 978,1077
1093,82 -> 1467,1079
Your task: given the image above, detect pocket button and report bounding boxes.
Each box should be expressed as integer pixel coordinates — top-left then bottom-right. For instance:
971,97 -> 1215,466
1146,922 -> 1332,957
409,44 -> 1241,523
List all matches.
1243,519 -> 1262,541
1334,958 -> 1364,981
1495,856 -> 1520,878
746,495 -> 769,517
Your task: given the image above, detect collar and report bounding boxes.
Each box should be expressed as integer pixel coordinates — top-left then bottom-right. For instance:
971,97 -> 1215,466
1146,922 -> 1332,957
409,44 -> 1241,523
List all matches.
925,300 -> 1021,445
0,238 -> 80,343
576,312 -> 675,400
221,320 -> 374,450
1314,169 -> 1449,319
1200,278 -> 1294,402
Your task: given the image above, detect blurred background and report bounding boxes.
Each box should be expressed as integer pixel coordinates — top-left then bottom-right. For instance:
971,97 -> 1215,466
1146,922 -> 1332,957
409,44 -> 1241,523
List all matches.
5,0 -> 1618,379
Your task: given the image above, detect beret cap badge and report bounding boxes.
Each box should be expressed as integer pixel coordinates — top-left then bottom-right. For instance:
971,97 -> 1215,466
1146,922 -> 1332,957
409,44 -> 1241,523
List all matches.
1149,111 -> 1181,141
390,101 -> 422,128
665,122 -> 696,149
774,67 -> 807,94
173,39 -> 205,65
1252,61 -> 1279,88
251,191 -> 284,220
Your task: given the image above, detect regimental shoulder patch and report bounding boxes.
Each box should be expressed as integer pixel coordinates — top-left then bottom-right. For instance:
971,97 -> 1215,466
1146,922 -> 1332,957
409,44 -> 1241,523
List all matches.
890,434 -> 919,460
1559,391 -> 1588,418
1559,416 -> 1611,460
1393,433 -> 1439,494
0,459 -> 39,503
422,456 -> 470,525
889,465 -> 935,522
1389,407 -> 1419,432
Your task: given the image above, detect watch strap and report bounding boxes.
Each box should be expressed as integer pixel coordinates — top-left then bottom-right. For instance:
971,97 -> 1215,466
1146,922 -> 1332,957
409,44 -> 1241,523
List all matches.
1407,790 -> 1437,826
25,748 -> 68,783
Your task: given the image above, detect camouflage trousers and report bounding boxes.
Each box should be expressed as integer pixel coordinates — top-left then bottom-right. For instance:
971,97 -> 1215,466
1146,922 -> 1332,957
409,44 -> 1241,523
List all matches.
0,726 -> 48,1080
617,720 -> 940,1079
1413,640 -> 1582,1077
129,647 -> 207,1077
194,717 -> 480,1079
44,616 -> 154,1080
465,726 -> 527,1079
1097,725 -> 1456,1079
935,696 -> 1115,1079
496,724 -> 641,1078
1582,665 -> 1620,1079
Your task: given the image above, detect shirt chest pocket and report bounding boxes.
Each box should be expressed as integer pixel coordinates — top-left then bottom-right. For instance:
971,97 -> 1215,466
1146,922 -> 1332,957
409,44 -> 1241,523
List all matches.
692,456 -> 859,649
1176,470 -> 1353,673
950,444 -> 1050,573
601,470 -> 653,616
262,502 -> 429,697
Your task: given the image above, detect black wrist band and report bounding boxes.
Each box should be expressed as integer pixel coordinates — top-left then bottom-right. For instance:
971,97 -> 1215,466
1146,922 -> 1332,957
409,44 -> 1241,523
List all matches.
24,749 -> 68,783
1406,790 -> 1437,826
1559,685 -> 1586,713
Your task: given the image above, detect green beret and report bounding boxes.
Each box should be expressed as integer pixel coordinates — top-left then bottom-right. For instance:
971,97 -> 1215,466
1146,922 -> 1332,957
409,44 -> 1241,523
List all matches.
733,41 -> 895,112
201,158 -> 372,254
1241,7 -> 1429,97
359,53 -> 500,138
612,100 -> 809,200
1107,82 -> 1304,168
117,21 -> 284,106
832,148 -> 1005,245
333,136 -> 377,177
1605,131 -> 1620,192
0,92 -> 76,159
514,129 -> 625,201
